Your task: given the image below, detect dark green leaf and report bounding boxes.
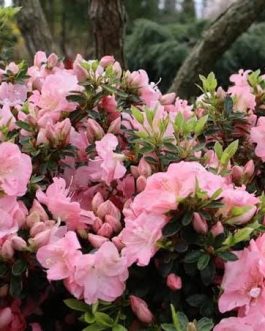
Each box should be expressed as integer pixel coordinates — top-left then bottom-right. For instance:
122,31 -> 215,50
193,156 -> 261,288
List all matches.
64,298 -> 90,312
217,251 -> 238,262
12,259 -> 27,276
184,250 -> 203,263
197,254 -> 210,271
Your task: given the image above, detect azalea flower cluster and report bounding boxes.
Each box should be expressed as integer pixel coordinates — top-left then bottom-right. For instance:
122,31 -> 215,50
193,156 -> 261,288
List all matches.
0,52 -> 265,331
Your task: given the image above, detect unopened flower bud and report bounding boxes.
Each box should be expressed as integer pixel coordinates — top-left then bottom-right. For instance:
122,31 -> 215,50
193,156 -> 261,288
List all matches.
166,273 -> 182,291
91,192 -> 104,213
192,212 -> 208,234
129,296 -> 154,324
105,214 -> 122,232
138,158 -> 152,177
211,221 -> 224,237
160,93 -> 176,105
136,176 -> 147,192
97,223 -> 113,238
88,233 -> 108,248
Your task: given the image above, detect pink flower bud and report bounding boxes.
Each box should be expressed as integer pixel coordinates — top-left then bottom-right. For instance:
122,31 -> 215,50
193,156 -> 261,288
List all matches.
138,158 -> 152,177
160,93 -> 176,105
111,236 -> 125,250
108,117 -> 121,134
210,222 -> 224,237
192,212 -> 208,234
73,54 -> 88,82
129,296 -> 154,324
92,217 -> 103,232
30,229 -> 51,247
166,273 -> 182,291
231,165 -> 243,181
86,119 -> 104,141
47,53 -> 59,68
11,236 -> 27,250
34,51 -> 47,67
0,307 -> 12,329
30,222 -> 46,237
88,233 -> 108,248
105,214 -> 122,232
97,200 -> 121,220
244,160 -> 255,178
136,176 -> 147,192
100,55 -> 115,68
130,166 -> 139,178
30,323 -> 43,331
30,200 -> 48,221
91,193 -> 104,213
97,223 -> 113,238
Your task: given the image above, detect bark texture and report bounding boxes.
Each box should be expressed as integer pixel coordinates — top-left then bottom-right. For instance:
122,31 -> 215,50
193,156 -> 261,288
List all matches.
169,0 -> 265,98
89,0 -> 126,68
14,0 -> 59,61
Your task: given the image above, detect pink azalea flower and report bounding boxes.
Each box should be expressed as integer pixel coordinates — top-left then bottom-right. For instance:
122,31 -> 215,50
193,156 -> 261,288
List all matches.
72,241 -> 128,304
0,142 -> 32,197
219,237 -> 265,314
36,231 -> 81,280
120,212 -> 167,266
0,82 -> 27,107
36,177 -> 95,230
251,117 -> 265,161
228,70 -> 256,112
219,188 -> 259,224
85,133 -> 126,185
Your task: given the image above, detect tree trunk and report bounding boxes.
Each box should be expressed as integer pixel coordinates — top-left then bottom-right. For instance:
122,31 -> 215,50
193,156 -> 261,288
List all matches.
89,0 -> 126,68
14,0 -> 60,61
169,0 -> 265,99
182,0 -> 195,18
164,0 -> 176,12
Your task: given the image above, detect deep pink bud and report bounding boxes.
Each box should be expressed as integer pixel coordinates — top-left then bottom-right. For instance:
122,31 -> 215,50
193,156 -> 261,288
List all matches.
231,165 -> 243,181
92,217 -> 103,232
112,236 -> 125,250
192,212 -> 208,234
136,176 -> 147,192
97,223 -> 113,238
0,307 -> 12,329
210,221 -> 224,237
11,236 -> 27,250
1,240 -> 14,259
166,273 -> 182,291
129,295 -> 154,324
88,233 -> 108,248
130,166 -> 139,178
30,199 -> 48,221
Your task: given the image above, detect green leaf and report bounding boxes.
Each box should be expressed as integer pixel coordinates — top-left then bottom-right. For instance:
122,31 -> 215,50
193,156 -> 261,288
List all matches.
9,275 -> 22,298
95,312 -> 114,327
197,254 -> 210,271
195,115 -> 208,136
163,220 -> 182,237
186,294 -> 208,307
12,259 -> 27,276
181,212 -> 193,226
0,262 -> 8,277
131,106 -> 144,124
64,298 -> 90,312
197,317 -> 214,331
214,142 -> 223,160
82,325 -> 107,331
170,305 -> 188,331
84,312 -> 96,324
145,109 -> 155,127
112,325 -> 127,331
224,96 -> 233,116
184,250 -> 203,263
16,120 -> 33,132
223,140 -> 239,159
161,324 -> 176,331
217,251 -> 238,262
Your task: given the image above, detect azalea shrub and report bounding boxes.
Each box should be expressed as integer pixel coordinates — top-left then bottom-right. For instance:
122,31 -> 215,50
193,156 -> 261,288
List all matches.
0,53 -> 265,331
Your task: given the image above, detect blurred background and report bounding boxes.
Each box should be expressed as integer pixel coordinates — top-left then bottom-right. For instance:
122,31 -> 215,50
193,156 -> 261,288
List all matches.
1,0 -> 265,96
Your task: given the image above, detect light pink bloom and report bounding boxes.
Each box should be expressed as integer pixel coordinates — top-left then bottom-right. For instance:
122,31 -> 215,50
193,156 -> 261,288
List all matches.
214,312 -> 265,331
36,231 -> 81,280
251,117 -> 265,161
219,188 -> 259,224
0,142 -> 32,197
0,82 -> 27,107
228,70 -> 256,112
73,241 -> 128,304
219,237 -> 265,314
120,212 -> 167,266
36,177 -> 95,230
86,133 -> 126,185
